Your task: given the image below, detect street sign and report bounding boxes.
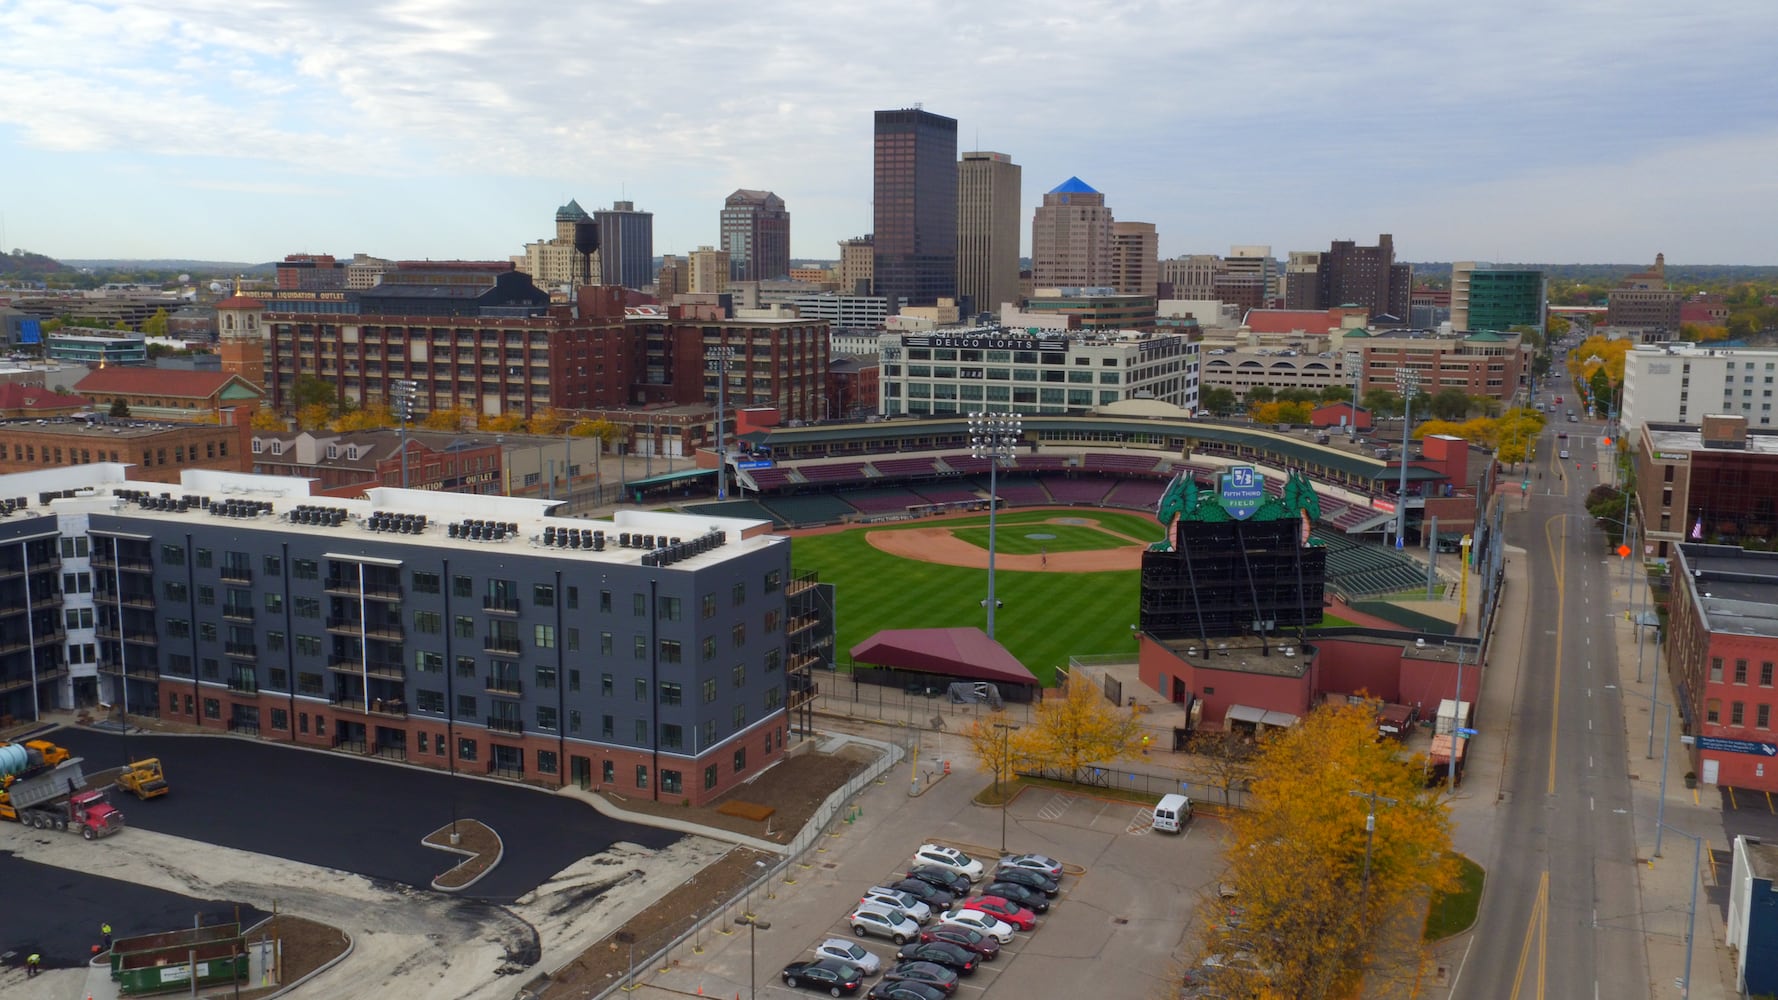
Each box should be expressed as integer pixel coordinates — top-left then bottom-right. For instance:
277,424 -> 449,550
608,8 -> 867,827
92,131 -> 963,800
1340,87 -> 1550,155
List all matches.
1698,736 -> 1778,756
1617,544 -> 1631,558
1456,727 -> 1478,737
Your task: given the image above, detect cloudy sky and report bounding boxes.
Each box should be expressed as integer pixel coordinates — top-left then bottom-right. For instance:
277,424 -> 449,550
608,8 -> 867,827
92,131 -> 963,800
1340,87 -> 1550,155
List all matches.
2,1 -> 1773,266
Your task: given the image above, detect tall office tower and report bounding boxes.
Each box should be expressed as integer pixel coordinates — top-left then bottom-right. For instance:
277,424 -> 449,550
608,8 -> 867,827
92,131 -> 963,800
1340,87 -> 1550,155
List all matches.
1223,246 -> 1279,307
1160,255 -> 1222,300
1031,177 -> 1113,287
592,201 -> 655,290
956,151 -> 1022,315
872,108 -> 958,308
1110,222 -> 1158,297
1284,251 -> 1322,309
838,236 -> 874,296
689,246 -> 731,294
655,254 -> 688,301
720,190 -> 791,282
1321,234 -> 1412,321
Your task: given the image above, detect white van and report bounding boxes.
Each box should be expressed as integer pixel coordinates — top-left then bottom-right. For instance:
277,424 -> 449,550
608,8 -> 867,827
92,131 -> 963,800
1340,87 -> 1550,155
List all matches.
1153,793 -> 1192,833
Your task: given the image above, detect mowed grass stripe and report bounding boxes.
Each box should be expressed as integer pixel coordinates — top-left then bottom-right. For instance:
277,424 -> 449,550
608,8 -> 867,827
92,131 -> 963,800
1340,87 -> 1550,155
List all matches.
950,523 -> 1130,554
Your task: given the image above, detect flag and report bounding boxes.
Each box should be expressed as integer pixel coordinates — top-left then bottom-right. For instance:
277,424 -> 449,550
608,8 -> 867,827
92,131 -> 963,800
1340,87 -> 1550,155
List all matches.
1691,517 -> 1703,540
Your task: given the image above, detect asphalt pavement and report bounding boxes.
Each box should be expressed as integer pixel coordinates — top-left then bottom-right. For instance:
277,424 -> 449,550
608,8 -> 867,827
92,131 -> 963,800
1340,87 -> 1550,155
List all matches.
0,849 -> 265,970
46,729 -> 680,902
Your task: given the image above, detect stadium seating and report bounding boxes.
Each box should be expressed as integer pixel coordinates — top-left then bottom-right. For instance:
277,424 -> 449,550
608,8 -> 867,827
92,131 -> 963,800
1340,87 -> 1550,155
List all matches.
1084,452 -> 1168,476
1042,476 -> 1116,506
840,488 -> 929,515
1315,533 -> 1429,597
1105,479 -> 1167,511
942,454 -> 993,474
797,462 -> 871,482
912,485 -> 982,505
1012,454 -> 1071,472
681,499 -> 783,525
982,477 -> 1053,506
742,466 -> 796,490
871,457 -> 939,477
761,493 -> 859,527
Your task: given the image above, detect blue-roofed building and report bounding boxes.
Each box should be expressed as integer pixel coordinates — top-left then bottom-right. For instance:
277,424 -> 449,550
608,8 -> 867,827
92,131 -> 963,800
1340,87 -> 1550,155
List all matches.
1033,177 -> 1113,287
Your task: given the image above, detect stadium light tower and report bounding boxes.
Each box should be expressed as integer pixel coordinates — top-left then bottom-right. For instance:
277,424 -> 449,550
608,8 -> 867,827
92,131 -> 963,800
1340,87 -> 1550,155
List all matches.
1393,369 -> 1420,548
970,410 -> 1022,640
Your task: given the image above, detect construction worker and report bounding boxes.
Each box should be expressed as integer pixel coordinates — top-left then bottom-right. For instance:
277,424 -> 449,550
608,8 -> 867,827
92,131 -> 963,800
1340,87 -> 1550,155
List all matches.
25,952 -> 40,977
102,922 -> 112,950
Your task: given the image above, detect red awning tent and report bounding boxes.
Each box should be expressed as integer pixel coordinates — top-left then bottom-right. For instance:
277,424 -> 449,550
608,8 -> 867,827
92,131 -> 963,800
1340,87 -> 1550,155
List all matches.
848,627 -> 1039,689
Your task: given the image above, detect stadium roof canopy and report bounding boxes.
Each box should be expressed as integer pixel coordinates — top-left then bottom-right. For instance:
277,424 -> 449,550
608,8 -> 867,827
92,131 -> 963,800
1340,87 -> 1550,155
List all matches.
849,627 -> 1039,688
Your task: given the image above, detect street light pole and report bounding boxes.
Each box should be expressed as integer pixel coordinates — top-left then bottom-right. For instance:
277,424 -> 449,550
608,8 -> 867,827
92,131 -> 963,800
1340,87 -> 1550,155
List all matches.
993,722 -> 1020,853
1394,369 -> 1420,549
1655,822 -> 1702,997
970,411 -> 1022,640
741,916 -> 771,1000
1344,350 -> 1363,439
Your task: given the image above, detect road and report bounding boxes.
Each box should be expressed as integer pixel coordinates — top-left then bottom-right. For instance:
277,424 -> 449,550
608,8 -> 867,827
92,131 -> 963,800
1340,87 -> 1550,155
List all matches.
1459,412 -> 1650,999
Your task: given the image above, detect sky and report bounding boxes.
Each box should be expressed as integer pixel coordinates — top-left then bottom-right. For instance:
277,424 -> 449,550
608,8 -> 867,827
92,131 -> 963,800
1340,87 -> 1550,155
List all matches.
1,1 -> 1774,267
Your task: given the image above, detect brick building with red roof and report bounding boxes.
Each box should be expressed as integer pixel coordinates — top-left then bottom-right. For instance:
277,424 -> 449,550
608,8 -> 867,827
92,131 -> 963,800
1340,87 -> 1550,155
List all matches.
73,367 -> 264,424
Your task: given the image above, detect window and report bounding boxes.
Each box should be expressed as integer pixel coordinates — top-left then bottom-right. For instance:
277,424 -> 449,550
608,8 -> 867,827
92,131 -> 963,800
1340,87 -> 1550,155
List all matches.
635,678 -> 647,701
660,681 -> 683,706
293,558 -> 319,580
295,597 -> 320,619
704,764 -> 719,790
412,570 -> 440,593
702,636 -> 716,661
600,631 -> 613,655
635,719 -> 647,744
533,583 -> 555,607
602,672 -> 614,696
415,651 -> 443,673
600,590 -> 612,613
534,624 -> 556,648
457,655 -> 477,677
732,663 -> 746,688
160,543 -> 186,565
417,732 -> 428,754
733,703 -> 746,729
416,690 -> 445,713
602,760 -> 615,783
657,596 -> 682,621
1737,660 -> 1750,685
455,615 -> 475,639
659,639 -> 682,663
764,610 -> 782,633
569,668 -> 580,693
264,592 -> 284,614
766,686 -> 783,709
661,769 -> 683,794
702,594 -> 717,619
567,586 -> 578,609
271,708 -> 288,731
198,622 -> 217,642
537,750 -> 558,775
295,634 -> 321,656
268,666 -> 288,689
264,554 -> 283,576
163,581 -> 188,602
733,748 -> 747,773
701,720 -> 715,747
602,714 -> 614,739
765,649 -> 781,673
1733,701 -> 1747,726
1711,657 -> 1725,683
196,548 -> 212,568
1707,699 -> 1722,724
1764,663 -> 1774,687
457,695 -> 477,718
732,582 -> 745,606
536,706 -> 558,732
636,765 -> 648,789
660,724 -> 683,749
203,698 -> 221,719
566,628 -> 580,652
1761,704 -> 1773,730
732,622 -> 746,647
414,610 -> 442,634
634,635 -> 647,660
458,739 -> 478,763
633,593 -> 647,616
453,575 -> 473,598
765,570 -> 781,593
535,666 -> 557,690
702,678 -> 717,703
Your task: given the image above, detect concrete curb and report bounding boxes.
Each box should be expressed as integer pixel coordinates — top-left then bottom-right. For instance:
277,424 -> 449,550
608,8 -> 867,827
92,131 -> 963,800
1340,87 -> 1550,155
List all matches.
422,819 -> 505,893
263,928 -> 355,1000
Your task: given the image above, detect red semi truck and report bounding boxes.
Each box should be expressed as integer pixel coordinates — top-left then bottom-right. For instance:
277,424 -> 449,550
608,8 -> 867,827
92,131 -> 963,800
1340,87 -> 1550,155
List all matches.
0,741 -> 125,839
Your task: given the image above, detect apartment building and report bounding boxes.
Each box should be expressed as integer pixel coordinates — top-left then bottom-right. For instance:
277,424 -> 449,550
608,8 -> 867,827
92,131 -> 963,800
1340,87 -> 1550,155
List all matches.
0,464 -> 810,805
1351,328 -> 1529,402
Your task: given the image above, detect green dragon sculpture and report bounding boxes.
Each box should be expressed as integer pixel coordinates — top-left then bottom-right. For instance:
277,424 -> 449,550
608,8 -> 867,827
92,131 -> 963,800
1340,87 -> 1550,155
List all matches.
1150,468 -> 1323,551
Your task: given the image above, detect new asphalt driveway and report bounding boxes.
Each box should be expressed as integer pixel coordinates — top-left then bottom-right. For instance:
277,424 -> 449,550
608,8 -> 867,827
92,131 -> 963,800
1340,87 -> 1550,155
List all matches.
0,849 -> 265,970
48,729 -> 680,902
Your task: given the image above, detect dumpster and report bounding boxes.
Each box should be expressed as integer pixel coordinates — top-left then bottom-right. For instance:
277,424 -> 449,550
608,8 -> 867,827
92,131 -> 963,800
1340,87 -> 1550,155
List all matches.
110,923 -> 247,995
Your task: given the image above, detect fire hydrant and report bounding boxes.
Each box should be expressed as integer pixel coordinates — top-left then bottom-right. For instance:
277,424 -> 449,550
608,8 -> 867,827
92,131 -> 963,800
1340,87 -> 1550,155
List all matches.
943,760 -> 951,776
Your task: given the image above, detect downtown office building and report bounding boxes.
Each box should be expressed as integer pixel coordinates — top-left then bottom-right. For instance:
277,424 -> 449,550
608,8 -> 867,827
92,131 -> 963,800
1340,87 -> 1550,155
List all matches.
0,465 -> 821,805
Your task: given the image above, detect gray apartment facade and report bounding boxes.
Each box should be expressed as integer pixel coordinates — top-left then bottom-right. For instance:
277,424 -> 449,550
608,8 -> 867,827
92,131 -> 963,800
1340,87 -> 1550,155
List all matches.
1,466 -> 804,805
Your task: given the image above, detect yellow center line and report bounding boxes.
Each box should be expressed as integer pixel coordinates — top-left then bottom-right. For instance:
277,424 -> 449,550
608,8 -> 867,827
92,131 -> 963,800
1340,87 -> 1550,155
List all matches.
1545,516 -> 1567,795
1508,870 -> 1550,1000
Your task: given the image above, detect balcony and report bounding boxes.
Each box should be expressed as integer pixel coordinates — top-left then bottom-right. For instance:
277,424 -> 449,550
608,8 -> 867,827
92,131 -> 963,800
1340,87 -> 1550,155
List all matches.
97,659 -> 160,680
329,692 -> 409,718
219,565 -> 253,584
225,642 -> 258,659
484,675 -> 523,696
90,554 -> 154,575
483,634 -> 521,656
94,626 -> 158,647
226,677 -> 258,694
326,657 -> 406,681
486,715 -> 523,735
0,667 -> 69,695
482,596 -> 521,615
326,617 -> 404,642
221,604 -> 256,622
323,577 -> 404,601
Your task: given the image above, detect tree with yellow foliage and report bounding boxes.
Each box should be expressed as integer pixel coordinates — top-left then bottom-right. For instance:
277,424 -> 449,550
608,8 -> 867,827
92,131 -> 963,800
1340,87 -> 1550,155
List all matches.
478,411 -> 527,433
332,404 -> 395,432
526,407 -> 566,436
1196,703 -> 1458,1000
295,403 -> 331,431
1565,334 -> 1630,386
422,405 -> 475,432
961,712 -> 1030,802
1019,680 -> 1141,784
250,409 -> 286,432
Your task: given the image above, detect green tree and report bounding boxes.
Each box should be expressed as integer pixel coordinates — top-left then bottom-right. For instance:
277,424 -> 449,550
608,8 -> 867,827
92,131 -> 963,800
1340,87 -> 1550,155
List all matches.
293,375 -> 338,413
1247,386 -> 1276,406
1429,388 -> 1471,420
1588,368 -> 1613,416
1199,387 -> 1237,416
142,308 -> 170,337
1361,388 -> 1403,419
1319,384 -> 1354,404
108,397 -> 130,418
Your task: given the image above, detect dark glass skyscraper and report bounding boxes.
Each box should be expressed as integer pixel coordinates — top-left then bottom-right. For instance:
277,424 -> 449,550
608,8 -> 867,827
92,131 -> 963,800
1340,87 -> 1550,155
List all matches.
592,200 -> 655,290
720,190 -> 791,282
873,108 -> 957,308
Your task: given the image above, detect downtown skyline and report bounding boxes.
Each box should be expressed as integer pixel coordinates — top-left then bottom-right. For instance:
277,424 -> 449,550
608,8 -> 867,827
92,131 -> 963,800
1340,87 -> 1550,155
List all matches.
0,1 -> 1773,265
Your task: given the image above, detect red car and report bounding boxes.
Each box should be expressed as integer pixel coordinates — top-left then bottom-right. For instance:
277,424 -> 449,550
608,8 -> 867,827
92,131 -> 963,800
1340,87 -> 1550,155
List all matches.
958,896 -> 1036,931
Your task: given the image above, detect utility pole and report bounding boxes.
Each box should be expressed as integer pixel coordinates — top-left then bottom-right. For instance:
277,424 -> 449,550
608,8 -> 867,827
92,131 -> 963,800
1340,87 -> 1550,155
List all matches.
1348,788 -> 1398,931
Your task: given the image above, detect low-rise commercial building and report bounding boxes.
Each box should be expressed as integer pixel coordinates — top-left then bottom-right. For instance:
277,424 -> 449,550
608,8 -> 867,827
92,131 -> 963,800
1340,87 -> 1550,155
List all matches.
877,327 -> 1197,417
1636,416 -> 1778,559
0,416 -> 248,481
1668,542 -> 1778,793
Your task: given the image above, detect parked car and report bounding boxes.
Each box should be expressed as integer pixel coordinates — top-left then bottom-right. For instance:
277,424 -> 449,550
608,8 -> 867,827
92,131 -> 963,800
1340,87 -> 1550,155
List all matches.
998,853 -> 1064,879
886,878 -> 956,909
894,940 -> 977,976
849,904 -> 920,944
936,908 -> 1014,943
860,888 -> 933,924
880,961 -> 959,995
906,866 -> 974,897
989,866 -> 1059,897
918,924 -> 1000,960
781,957 -> 865,996
866,981 -> 947,1000
980,881 -> 1050,913
958,895 -> 1037,931
815,938 -> 882,976
912,844 -> 984,882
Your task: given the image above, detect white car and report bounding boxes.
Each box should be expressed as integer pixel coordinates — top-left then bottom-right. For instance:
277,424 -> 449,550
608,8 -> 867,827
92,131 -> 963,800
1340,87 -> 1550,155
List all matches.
848,904 -> 919,945
860,887 -> 932,924
998,853 -> 1065,879
938,908 -> 1014,944
813,938 -> 881,976
912,844 -> 984,883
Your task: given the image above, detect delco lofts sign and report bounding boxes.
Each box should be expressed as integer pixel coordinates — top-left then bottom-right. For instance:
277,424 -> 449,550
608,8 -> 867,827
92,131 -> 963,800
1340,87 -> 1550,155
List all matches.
901,333 -> 1068,352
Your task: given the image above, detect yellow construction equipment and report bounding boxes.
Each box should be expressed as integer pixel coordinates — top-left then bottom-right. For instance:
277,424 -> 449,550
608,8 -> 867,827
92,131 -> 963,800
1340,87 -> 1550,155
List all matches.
115,758 -> 169,800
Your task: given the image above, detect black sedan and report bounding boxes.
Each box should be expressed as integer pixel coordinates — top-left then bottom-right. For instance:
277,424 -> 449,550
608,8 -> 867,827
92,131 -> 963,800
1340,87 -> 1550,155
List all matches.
781,958 -> 865,996
918,924 -> 1000,961
881,960 -> 959,995
867,980 -> 947,1000
906,865 -> 974,896
990,865 -> 1059,897
895,940 -> 978,976
890,878 -> 957,909
981,881 -> 1050,913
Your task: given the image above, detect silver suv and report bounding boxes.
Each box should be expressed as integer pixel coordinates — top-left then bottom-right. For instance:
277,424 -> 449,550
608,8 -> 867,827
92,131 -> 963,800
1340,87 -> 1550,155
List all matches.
847,903 -> 919,944
860,886 -> 933,924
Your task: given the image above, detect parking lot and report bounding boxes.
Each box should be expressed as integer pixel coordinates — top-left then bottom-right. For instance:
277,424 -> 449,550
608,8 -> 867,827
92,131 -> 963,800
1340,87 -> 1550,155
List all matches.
50,728 -> 681,901
630,770 -> 1225,1000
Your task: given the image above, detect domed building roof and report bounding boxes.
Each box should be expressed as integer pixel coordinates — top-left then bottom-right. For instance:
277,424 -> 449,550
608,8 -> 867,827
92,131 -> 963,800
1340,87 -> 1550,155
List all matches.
216,294 -> 264,310
555,199 -> 591,222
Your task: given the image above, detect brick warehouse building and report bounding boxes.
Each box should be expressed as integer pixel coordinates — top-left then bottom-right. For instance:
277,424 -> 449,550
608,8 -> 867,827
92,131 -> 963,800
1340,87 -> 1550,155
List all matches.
0,464 -> 816,805
1668,543 -> 1778,792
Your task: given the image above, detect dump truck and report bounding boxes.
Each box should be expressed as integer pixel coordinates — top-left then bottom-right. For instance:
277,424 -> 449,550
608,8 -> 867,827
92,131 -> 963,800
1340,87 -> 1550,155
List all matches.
115,758 -> 169,800
0,741 -> 126,839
